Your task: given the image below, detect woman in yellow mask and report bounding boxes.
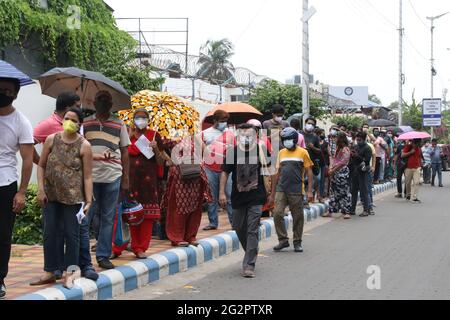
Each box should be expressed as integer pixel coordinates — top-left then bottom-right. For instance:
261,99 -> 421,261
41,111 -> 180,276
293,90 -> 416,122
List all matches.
31,107 -> 93,288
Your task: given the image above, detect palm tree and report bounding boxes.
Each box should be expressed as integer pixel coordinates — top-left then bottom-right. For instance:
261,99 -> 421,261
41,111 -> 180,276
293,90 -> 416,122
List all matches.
197,39 -> 235,85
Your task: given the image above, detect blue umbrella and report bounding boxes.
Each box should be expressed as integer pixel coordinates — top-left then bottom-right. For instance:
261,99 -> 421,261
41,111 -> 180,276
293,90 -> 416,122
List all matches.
0,60 -> 35,87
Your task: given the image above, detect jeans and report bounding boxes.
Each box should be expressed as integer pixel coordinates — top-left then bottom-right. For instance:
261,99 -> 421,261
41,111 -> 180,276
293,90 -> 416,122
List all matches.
361,171 -> 374,209
232,205 -> 262,271
423,165 -> 431,184
396,166 -> 405,195
79,212 -> 95,271
205,167 -> 232,228
378,156 -> 386,182
431,163 -> 443,186
0,182 -> 17,283
305,171 -> 320,201
319,166 -> 327,198
43,202 -> 81,272
351,171 -> 370,213
87,178 -> 121,262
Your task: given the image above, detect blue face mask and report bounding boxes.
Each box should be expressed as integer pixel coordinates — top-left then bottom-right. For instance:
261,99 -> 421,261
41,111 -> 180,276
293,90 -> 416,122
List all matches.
283,140 -> 295,150
217,122 -> 227,131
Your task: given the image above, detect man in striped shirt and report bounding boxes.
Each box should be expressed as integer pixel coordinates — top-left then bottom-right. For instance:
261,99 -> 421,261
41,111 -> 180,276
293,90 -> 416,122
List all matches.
82,91 -> 131,270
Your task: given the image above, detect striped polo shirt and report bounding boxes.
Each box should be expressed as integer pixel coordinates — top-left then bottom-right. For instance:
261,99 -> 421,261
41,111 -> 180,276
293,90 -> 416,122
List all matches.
83,114 -> 131,183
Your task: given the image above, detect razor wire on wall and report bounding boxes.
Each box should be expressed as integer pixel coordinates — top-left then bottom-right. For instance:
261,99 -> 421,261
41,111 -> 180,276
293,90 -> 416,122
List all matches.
115,17 -> 269,89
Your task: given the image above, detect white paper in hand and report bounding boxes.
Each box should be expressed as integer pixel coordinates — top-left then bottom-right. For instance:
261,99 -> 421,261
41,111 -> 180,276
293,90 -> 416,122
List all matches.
76,203 -> 86,225
135,134 -> 155,160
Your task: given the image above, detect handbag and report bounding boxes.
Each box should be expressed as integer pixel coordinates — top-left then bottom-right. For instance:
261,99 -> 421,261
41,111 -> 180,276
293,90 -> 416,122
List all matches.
179,155 -> 201,180
114,203 -> 130,247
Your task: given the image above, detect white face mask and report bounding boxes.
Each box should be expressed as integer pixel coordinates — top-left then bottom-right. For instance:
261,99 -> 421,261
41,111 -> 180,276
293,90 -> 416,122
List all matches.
134,118 -> 149,130
217,122 -> 228,131
305,124 -> 315,132
283,140 -> 295,149
274,116 -> 283,123
239,136 -> 254,147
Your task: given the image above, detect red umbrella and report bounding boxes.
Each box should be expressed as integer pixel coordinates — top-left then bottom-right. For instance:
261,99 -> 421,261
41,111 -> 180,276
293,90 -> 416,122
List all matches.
397,131 -> 431,141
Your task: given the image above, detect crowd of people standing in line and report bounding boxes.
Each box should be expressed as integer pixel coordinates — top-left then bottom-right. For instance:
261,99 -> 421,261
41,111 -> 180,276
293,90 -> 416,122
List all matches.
0,75 -> 446,298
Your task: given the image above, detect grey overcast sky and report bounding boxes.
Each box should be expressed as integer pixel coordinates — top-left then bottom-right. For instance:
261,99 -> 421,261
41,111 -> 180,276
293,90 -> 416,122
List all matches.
105,0 -> 450,106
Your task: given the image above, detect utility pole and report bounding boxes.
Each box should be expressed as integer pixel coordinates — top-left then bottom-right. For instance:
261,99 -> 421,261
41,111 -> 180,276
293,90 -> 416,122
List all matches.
302,0 -> 316,126
426,12 -> 449,138
398,0 -> 404,126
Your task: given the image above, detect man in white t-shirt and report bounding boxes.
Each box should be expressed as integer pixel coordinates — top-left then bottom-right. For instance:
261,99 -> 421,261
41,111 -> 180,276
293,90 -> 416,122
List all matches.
0,77 -> 34,299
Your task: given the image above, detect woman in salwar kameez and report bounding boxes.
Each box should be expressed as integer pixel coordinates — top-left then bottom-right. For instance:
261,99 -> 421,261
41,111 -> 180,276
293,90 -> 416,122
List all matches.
112,109 -> 166,259
163,138 -> 212,247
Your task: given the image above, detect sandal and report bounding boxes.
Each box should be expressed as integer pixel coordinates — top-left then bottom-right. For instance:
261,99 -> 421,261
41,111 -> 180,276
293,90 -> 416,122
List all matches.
30,273 -> 56,286
343,214 -> 352,220
322,213 -> 333,218
177,242 -> 189,247
135,252 -> 147,259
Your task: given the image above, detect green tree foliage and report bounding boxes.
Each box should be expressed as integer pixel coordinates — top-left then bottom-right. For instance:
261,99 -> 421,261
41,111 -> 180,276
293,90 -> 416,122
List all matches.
249,80 -> 327,119
197,39 -> 235,84
402,98 -> 424,131
0,0 -> 162,94
331,115 -> 366,130
369,94 -> 382,105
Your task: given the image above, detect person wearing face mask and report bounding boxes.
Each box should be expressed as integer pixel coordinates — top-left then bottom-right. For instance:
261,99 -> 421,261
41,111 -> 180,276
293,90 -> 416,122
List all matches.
82,91 -> 131,270
111,109 -> 166,258
317,128 -> 329,201
421,140 -> 432,185
31,108 -> 93,288
349,132 -> 373,217
303,117 -> 323,202
219,124 -> 272,278
33,92 -> 81,165
402,139 -> 423,203
32,92 -> 84,281
201,110 -> 235,230
262,104 -> 290,153
384,130 -> 395,181
0,77 -> 34,299
289,118 -> 307,149
269,128 -> 314,253
328,126 -> 339,158
325,132 -> 352,219
372,128 -> 387,184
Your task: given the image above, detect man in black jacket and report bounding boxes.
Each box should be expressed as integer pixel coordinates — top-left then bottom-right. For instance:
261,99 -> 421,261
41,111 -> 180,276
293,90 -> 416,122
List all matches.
349,132 -> 373,217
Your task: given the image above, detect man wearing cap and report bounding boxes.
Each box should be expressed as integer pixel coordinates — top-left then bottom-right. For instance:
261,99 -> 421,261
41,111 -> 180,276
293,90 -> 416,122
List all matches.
201,110 -> 235,230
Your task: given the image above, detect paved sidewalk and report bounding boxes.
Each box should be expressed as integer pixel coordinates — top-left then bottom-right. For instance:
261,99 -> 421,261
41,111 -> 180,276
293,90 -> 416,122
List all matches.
5,211 -> 232,300
7,181 -> 394,300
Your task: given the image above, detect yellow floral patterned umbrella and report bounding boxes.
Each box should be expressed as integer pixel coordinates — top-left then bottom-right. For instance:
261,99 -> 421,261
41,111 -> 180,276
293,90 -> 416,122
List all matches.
118,90 -> 200,140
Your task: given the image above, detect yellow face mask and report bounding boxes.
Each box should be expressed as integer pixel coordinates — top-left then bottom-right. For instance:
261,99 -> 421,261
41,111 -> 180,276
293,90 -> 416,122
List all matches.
63,120 -> 79,134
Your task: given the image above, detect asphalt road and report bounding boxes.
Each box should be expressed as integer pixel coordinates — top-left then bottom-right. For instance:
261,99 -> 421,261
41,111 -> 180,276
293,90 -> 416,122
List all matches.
118,173 -> 450,300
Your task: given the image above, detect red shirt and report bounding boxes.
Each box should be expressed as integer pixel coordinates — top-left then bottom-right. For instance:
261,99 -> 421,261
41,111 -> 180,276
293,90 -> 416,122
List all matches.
33,113 -> 63,144
403,144 -> 422,169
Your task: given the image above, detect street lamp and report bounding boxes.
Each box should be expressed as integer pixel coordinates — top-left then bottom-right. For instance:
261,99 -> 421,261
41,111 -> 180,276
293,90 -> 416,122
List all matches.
426,12 -> 449,139
426,12 -> 449,99
302,0 -> 316,126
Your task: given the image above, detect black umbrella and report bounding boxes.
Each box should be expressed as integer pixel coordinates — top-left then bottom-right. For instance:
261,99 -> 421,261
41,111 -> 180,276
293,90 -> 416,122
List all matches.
368,119 -> 396,127
38,67 -> 131,111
